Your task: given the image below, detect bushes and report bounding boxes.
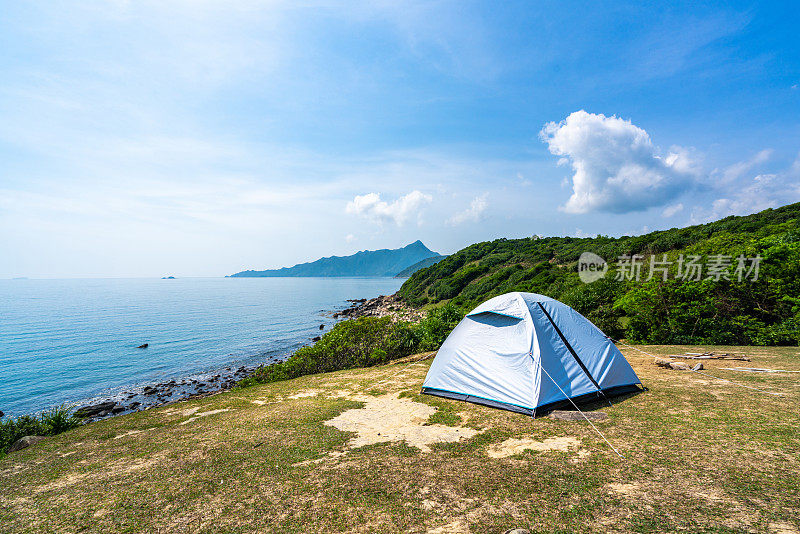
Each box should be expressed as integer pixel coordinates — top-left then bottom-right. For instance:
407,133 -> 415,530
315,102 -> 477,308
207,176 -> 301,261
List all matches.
399,202 -> 800,346
240,304 -> 463,388
1,405 -> 81,455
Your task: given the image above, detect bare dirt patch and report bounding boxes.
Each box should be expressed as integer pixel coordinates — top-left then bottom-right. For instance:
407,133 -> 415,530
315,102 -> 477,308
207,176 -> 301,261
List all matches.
486,436 -> 583,458
608,482 -> 640,496
179,408 -> 230,425
324,392 -> 478,452
426,519 -> 469,534
770,522 -> 800,534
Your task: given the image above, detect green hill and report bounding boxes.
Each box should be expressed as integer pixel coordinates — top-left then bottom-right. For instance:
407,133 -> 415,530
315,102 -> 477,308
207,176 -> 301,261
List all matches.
394,255 -> 447,278
400,203 -> 800,346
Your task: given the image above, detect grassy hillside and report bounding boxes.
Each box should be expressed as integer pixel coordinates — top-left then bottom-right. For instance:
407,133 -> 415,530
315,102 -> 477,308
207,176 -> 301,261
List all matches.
394,255 -> 447,278
400,203 -> 800,346
2,346 -> 798,533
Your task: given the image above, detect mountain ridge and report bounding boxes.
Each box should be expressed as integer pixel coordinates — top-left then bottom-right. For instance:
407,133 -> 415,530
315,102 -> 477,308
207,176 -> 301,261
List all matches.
228,240 -> 440,278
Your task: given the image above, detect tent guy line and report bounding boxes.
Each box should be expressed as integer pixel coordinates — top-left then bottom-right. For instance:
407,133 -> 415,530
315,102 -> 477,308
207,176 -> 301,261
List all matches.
535,359 -> 625,459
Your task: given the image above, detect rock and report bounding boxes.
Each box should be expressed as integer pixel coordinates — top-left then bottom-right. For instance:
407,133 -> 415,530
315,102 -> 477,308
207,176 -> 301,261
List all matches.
549,410 -> 608,421
0,410 -> 4,418
692,363 -> 704,371
74,401 -> 117,418
312,336 -> 321,342
129,402 -> 141,408
655,358 -> 689,370
142,386 -> 158,395
136,343 -> 149,349
111,406 -> 125,414
319,324 -> 325,330
8,435 -> 48,453
503,530 -> 531,534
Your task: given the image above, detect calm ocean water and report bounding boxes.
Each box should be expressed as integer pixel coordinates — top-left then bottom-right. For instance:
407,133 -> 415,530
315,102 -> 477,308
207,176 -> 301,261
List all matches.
0,277 -> 403,417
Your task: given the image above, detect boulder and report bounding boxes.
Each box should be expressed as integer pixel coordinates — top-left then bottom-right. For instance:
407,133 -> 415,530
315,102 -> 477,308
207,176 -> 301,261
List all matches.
8,435 -> 48,453
312,336 -> 321,342
319,324 -> 325,330
74,402 -> 117,418
111,406 -> 125,414
136,343 -> 149,349
142,386 -> 158,395
669,362 -> 689,371
692,363 -> 704,371
0,410 -> 4,418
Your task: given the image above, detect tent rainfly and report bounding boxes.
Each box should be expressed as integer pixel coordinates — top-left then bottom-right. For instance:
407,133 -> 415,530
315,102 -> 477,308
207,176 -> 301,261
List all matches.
421,292 -> 643,416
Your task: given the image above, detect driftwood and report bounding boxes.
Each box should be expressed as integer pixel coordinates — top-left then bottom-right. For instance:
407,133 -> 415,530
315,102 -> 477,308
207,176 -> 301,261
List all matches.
666,352 -> 750,361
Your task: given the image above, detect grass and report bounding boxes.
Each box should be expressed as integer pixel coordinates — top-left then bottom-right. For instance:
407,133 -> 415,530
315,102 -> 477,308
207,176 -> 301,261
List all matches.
0,345 -> 798,533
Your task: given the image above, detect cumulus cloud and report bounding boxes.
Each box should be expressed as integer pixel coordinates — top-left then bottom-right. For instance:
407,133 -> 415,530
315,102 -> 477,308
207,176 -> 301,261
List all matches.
345,190 -> 432,226
540,110 -> 700,214
447,193 -> 488,225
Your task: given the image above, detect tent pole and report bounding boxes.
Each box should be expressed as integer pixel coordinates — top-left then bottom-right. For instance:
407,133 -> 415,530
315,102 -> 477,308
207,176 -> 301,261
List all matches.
536,303 -> 613,407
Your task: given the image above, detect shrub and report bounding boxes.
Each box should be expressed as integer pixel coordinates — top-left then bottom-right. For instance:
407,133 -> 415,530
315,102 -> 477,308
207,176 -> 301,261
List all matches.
240,304 -> 465,388
0,405 -> 81,455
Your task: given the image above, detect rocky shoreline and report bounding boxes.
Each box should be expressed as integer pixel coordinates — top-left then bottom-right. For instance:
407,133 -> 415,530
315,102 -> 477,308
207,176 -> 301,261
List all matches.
334,293 -> 423,322
72,364 -> 266,422
70,292 -> 417,423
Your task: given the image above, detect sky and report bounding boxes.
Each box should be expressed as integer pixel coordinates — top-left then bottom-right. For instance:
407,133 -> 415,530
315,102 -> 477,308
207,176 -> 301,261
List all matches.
1,1 -> 799,278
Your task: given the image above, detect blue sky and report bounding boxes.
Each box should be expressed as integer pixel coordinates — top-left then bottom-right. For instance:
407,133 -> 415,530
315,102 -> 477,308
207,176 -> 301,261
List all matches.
1,1 -> 799,278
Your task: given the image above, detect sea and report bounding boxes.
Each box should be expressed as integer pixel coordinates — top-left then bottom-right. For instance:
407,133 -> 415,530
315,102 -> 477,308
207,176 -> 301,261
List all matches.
0,277 -> 404,417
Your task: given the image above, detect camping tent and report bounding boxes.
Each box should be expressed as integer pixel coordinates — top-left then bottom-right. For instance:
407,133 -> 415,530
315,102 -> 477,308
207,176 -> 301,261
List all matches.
421,292 -> 642,416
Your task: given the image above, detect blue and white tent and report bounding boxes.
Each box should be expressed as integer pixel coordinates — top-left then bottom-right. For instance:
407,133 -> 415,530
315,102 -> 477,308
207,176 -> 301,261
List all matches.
421,292 -> 642,416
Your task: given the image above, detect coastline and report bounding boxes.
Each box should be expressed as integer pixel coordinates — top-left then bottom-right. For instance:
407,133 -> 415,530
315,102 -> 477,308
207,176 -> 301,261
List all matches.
66,293 -> 417,422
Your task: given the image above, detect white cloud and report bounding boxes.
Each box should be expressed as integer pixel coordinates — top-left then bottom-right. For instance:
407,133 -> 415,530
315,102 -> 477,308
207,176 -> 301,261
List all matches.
662,203 -> 684,217
718,149 -> 772,184
692,152 -> 800,222
345,190 -> 432,226
540,110 -> 700,214
345,233 -> 356,243
447,193 -> 488,226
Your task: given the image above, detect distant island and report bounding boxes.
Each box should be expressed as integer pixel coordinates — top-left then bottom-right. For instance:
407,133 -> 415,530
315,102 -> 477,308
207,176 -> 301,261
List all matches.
228,240 -> 445,278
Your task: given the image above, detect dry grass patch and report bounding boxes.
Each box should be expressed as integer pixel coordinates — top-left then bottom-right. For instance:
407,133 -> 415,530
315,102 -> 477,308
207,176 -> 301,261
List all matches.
0,346 -> 798,533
